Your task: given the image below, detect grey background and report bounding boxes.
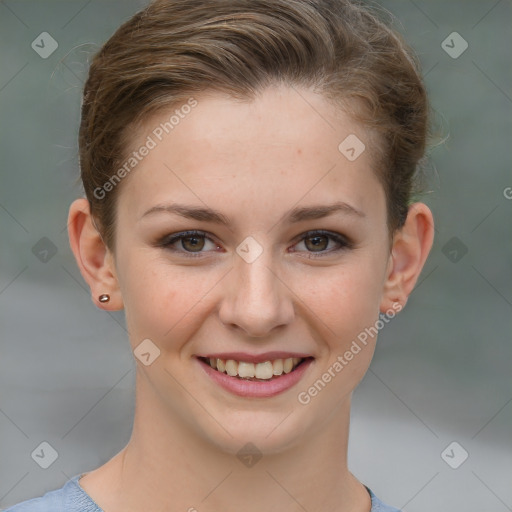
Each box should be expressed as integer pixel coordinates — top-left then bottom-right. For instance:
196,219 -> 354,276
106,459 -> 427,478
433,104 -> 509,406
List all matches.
0,1 -> 511,511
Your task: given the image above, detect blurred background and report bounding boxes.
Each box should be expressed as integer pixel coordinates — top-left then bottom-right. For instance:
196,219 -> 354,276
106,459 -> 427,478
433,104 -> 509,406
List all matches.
0,1 -> 511,510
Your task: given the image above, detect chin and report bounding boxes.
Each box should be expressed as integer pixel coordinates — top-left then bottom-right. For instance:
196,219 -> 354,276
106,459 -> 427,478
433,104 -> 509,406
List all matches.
191,405 -> 314,458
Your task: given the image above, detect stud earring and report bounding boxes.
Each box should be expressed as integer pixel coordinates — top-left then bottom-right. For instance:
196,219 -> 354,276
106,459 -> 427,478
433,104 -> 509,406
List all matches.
98,294 -> 110,303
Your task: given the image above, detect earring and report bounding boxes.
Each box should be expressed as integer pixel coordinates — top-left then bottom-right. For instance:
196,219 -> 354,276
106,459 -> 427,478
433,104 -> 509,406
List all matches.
98,294 -> 110,303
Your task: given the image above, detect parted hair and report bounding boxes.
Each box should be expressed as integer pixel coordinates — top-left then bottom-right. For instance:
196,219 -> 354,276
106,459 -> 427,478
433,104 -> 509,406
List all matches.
79,0 -> 434,251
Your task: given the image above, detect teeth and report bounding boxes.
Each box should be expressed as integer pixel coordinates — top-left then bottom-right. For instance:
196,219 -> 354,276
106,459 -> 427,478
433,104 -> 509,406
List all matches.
255,361 -> 274,379
207,357 -> 303,380
225,359 -> 238,376
238,362 -> 255,378
283,358 -> 294,373
272,359 -> 283,375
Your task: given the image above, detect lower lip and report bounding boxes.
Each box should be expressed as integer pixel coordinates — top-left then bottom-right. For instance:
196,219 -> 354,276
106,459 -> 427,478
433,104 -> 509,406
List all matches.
197,358 -> 314,398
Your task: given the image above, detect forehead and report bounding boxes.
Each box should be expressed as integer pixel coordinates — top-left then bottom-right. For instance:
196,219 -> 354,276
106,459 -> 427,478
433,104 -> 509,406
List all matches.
117,85 -> 385,228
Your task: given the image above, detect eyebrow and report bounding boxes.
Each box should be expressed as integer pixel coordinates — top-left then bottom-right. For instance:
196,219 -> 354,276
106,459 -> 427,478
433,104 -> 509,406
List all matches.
140,201 -> 365,226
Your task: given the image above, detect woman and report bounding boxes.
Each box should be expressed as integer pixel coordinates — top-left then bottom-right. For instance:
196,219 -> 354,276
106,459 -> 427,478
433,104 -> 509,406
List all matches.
6,0 -> 434,510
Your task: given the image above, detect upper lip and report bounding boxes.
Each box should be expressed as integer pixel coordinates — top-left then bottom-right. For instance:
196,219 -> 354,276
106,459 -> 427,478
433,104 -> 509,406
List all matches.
197,352 -> 313,364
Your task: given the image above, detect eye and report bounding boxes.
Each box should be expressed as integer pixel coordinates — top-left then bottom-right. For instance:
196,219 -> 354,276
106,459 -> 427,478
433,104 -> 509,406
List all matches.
158,229 -> 352,259
158,230 -> 220,258
290,230 -> 352,258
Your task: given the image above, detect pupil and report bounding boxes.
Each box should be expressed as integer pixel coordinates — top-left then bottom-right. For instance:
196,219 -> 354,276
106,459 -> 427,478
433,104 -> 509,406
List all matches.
184,236 -> 204,252
306,235 -> 327,251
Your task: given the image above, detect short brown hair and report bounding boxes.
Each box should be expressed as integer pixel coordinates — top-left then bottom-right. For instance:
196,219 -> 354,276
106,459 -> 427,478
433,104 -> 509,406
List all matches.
79,0 -> 434,251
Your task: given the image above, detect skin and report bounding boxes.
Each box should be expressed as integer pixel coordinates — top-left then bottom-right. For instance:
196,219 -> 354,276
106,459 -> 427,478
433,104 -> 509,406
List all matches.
68,84 -> 434,512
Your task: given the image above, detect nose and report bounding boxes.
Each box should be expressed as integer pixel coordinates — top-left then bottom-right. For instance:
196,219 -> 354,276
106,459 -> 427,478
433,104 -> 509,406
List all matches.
218,249 -> 295,338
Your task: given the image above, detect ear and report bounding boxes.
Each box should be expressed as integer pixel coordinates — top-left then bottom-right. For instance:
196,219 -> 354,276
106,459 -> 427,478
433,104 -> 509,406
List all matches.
380,202 -> 434,313
67,198 -> 124,310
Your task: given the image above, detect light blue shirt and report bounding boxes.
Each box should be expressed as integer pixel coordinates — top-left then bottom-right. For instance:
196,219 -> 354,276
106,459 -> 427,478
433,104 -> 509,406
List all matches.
3,474 -> 402,511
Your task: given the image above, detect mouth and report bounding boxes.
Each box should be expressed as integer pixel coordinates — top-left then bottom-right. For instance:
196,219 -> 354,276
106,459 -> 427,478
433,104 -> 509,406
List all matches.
196,354 -> 314,398
198,356 -> 309,381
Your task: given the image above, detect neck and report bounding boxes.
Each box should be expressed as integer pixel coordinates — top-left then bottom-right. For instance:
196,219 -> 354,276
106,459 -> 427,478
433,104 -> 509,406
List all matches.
81,370 -> 371,512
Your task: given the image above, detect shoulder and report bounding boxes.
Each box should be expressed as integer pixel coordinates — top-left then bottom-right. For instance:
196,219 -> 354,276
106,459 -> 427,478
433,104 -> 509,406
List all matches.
2,475 -> 103,512
366,486 -> 402,512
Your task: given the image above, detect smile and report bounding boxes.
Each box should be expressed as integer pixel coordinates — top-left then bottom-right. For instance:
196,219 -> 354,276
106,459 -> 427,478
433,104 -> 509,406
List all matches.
196,354 -> 314,398
200,356 -> 304,380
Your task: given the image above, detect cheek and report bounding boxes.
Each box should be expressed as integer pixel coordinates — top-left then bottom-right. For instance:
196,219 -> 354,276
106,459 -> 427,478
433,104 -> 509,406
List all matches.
301,256 -> 386,340
119,255 -> 218,349
295,261 -> 385,407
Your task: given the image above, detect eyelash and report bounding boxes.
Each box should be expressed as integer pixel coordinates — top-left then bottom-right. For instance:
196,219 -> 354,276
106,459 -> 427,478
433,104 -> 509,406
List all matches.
157,229 -> 352,259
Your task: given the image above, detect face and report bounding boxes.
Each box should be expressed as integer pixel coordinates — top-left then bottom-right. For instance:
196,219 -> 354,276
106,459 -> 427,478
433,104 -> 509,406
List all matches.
110,85 -> 394,453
